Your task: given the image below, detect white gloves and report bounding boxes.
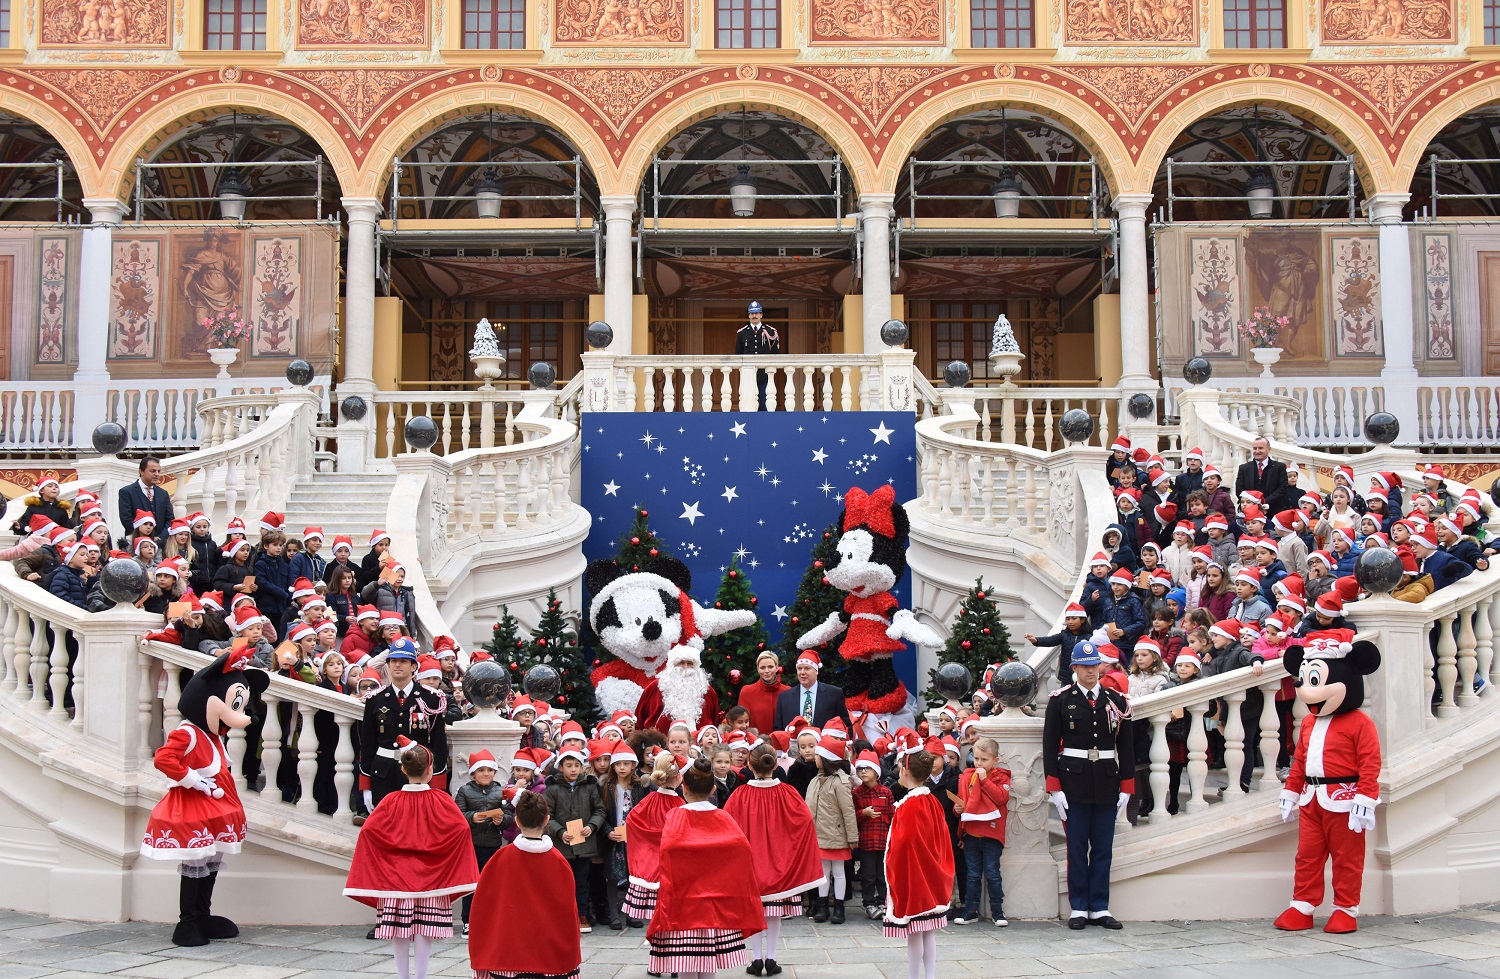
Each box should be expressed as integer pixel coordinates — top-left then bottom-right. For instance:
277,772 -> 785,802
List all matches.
1348,802 -> 1376,834
363,789 -> 374,811
180,769 -> 224,799
887,609 -> 942,647
1279,789 -> 1299,823
1116,792 -> 1130,819
1050,791 -> 1069,821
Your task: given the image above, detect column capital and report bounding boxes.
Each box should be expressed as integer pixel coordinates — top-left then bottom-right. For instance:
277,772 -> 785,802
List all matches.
599,195 -> 636,220
340,196 -> 382,223
82,198 -> 127,225
858,193 -> 896,217
1367,191 -> 1410,224
1113,192 -> 1154,219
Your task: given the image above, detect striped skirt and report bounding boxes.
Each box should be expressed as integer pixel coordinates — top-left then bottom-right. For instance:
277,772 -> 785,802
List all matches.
473,970 -> 580,979
762,896 -> 804,919
881,908 -> 950,939
376,896 -> 454,939
648,928 -> 748,973
621,882 -> 658,920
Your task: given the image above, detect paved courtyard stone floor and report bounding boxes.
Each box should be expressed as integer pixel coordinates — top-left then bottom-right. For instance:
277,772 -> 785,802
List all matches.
2,905 -> 1500,979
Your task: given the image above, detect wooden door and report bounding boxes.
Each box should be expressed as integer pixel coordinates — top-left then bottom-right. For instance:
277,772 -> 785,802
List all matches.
1482,253 -> 1500,375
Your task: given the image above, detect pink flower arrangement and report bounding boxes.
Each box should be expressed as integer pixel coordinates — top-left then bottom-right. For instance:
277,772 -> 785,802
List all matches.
1238,306 -> 1289,349
204,307 -> 252,348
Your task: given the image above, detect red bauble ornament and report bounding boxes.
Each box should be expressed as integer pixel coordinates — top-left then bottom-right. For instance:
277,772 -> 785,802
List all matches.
814,560 -> 823,568
962,640 -> 972,649
641,510 -> 648,517
631,536 -> 640,545
537,638 -> 547,647
557,695 -> 567,705
756,642 -> 764,650
716,601 -> 723,608
821,577 -> 830,586
729,570 -> 737,578
959,609 -> 966,616
509,662 -> 518,670
823,533 -> 831,539
750,597 -> 757,605
791,616 -> 800,624
977,592 -> 986,599
982,628 -> 991,634
566,683 -> 575,691
649,548 -> 658,556
632,565 -> 639,570
729,669 -> 742,684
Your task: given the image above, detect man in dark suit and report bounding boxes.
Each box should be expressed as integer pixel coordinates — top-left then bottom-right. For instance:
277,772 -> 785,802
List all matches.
117,456 -> 174,544
773,649 -> 852,732
1234,437 -> 1290,516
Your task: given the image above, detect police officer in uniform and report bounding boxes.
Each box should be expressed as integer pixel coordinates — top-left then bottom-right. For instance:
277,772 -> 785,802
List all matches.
735,300 -> 780,411
358,638 -> 450,810
1043,641 -> 1134,930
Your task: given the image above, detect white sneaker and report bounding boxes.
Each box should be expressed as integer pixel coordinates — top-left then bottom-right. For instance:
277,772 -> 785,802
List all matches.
995,917 -> 1008,927
462,923 -> 469,936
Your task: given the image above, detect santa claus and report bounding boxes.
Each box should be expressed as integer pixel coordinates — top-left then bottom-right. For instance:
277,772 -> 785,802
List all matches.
636,643 -> 720,734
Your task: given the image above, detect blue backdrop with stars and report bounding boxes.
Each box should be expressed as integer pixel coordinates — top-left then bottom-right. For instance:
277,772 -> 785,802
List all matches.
581,412 -> 920,690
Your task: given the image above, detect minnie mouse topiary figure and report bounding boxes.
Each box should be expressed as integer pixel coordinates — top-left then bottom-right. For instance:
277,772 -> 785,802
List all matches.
796,485 -> 938,735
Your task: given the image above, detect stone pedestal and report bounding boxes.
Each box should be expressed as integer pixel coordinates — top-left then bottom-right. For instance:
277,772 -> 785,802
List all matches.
446,709 -> 524,793
973,707 -> 1058,918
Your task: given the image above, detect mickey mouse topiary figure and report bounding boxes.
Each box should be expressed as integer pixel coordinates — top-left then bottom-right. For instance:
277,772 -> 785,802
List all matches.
1274,628 -> 1382,935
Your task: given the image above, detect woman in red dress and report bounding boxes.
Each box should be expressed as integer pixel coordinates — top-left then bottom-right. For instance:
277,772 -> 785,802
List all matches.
723,744 -> 823,976
648,757 -> 764,978
883,747 -> 955,979
621,750 -> 685,925
139,646 -> 269,948
345,739 -> 479,979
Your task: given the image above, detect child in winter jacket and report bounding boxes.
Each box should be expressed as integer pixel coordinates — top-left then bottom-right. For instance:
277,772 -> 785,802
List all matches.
544,750 -> 607,932
805,735 -> 858,925
951,738 -> 1011,926
454,751 -> 513,933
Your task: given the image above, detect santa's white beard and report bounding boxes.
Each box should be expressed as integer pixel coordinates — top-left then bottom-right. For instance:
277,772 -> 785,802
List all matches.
657,664 -> 710,728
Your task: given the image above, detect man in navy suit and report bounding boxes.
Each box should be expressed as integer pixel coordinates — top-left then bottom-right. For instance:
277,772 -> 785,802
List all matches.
773,649 -> 852,732
117,457 -> 174,544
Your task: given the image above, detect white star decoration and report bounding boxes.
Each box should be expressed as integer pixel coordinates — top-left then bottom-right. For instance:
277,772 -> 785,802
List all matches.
734,546 -> 750,560
603,480 -> 620,496
812,448 -> 828,464
721,485 -> 739,503
772,604 -> 789,622
756,465 -> 771,478
730,422 -> 747,438
770,476 -> 781,487
679,501 -> 703,526
870,421 -> 895,444
640,431 -> 656,447
819,481 -> 835,496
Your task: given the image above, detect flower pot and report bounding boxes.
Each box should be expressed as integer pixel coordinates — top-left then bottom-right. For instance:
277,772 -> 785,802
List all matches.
207,347 -> 240,380
1250,346 -> 1282,379
988,349 -> 1025,386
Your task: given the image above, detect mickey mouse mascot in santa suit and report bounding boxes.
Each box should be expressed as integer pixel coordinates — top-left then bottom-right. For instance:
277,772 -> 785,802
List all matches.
797,485 -> 939,738
1274,628 -> 1382,935
140,645 -> 270,947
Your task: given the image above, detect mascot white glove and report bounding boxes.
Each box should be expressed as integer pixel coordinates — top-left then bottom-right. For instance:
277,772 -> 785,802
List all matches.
886,608 -> 941,647
797,611 -> 847,650
180,768 -> 224,799
1348,801 -> 1376,834
1116,791 -> 1130,819
363,789 -> 374,811
1279,789 -> 1299,823
1049,790 -> 1069,821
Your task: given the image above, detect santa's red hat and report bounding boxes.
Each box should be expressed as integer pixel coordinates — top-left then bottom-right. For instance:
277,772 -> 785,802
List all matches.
796,649 -> 822,670
1185,446 -> 1205,465
823,717 -> 850,741
1209,619 -> 1243,643
1314,592 -> 1345,616
854,750 -> 881,775
302,527 -> 324,542
1302,628 -> 1355,660
1110,436 -> 1131,453
223,538 -> 250,560
259,511 -> 284,532
369,529 -> 391,547
168,517 -> 190,536
230,604 -> 265,633
331,535 -> 353,554
1064,602 -> 1087,618
1177,648 -> 1203,669
1089,551 -> 1112,569
132,509 -> 156,530
467,749 -> 499,773
1109,567 -> 1134,586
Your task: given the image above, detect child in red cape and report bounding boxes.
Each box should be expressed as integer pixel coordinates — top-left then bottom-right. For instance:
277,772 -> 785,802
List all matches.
723,744 -> 823,976
344,739 -> 479,979
883,748 -> 955,979
468,791 -> 582,979
648,756 -> 765,978
621,750 -> 685,925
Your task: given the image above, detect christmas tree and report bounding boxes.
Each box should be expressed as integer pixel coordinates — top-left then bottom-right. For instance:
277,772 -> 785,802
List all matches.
483,606 -> 526,662
700,556 -> 772,703
779,524 -> 848,680
506,589 -> 600,724
613,505 -> 673,571
924,578 -> 1015,705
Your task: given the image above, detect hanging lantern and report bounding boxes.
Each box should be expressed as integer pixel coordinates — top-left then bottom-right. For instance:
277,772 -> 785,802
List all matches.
730,164 -> 757,218
474,168 -> 503,219
992,167 -> 1022,220
1244,168 -> 1275,219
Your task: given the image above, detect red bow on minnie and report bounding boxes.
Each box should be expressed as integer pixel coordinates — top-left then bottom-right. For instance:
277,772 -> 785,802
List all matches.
844,485 -> 897,538
223,638 -> 252,674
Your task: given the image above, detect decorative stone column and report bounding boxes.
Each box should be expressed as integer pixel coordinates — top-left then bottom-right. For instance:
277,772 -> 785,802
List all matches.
1369,192 -> 1418,443
601,195 -> 636,353
860,194 -> 895,355
340,197 -> 381,468
1114,193 -> 1156,415
447,710 -> 525,793
973,707 -> 1058,918
72,199 -> 127,448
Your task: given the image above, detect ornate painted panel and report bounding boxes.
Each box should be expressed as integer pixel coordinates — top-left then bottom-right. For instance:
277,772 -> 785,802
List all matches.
1423,234 -> 1454,361
39,0 -> 170,47
1328,235 -> 1383,358
1320,0 -> 1453,42
552,0 -> 688,44
37,238 -> 67,365
1245,230 -> 1325,364
250,237 -> 302,358
108,238 -> 162,361
810,0 -> 943,43
1064,0 -> 1196,44
167,229 -> 245,370
1188,236 -> 1240,358
298,0 -> 429,47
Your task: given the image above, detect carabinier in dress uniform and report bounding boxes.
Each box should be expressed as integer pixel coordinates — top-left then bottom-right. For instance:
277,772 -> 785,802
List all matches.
735,300 -> 781,411
359,637 -> 450,810
1042,641 -> 1134,930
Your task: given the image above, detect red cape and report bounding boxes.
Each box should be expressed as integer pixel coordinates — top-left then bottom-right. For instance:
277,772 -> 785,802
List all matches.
468,838 -> 581,976
625,789 -> 684,886
343,786 -> 479,907
723,780 -> 823,901
636,678 -> 720,734
885,788 -> 955,923
648,805 -> 766,937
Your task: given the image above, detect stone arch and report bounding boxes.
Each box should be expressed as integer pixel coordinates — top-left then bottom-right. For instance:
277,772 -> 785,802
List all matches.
352,84 -> 615,199
1393,78 -> 1500,192
102,85 -> 359,205
1138,80 -> 1391,195
879,83 -> 1135,198
618,82 -> 879,199
0,87 -> 101,197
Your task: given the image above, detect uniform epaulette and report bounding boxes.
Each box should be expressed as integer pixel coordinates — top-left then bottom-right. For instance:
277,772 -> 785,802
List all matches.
1050,684 -> 1074,697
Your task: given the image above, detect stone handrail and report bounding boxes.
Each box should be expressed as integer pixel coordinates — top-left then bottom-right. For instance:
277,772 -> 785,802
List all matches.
192,393 -> 282,449
1210,390 -> 1304,445
0,382 -> 75,451
941,385 -> 1123,451
371,388 -> 544,457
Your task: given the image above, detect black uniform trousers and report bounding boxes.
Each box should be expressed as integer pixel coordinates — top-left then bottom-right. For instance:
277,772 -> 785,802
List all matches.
1064,802 -> 1116,913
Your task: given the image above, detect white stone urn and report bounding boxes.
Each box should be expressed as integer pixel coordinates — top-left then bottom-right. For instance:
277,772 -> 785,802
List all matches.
207,347 -> 240,380
1250,345 -> 1282,379
469,317 -> 507,390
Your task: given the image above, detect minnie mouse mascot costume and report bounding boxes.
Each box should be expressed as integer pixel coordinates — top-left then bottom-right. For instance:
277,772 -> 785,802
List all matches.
140,643 -> 270,947
797,485 -> 939,737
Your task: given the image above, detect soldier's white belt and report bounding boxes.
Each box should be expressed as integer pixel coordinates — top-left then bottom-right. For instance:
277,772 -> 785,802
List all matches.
1061,748 -> 1116,761
375,746 -> 402,759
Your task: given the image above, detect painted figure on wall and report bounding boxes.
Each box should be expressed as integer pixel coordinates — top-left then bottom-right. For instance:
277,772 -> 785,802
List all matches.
1246,231 -> 1323,363
178,230 -> 243,359
40,0 -> 169,45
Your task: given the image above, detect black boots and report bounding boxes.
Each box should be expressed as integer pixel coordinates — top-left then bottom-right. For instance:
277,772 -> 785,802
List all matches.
811,896 -> 829,922
830,899 -> 846,925
197,872 -> 239,940
747,960 -> 764,976
763,961 -> 782,975
171,878 -> 208,947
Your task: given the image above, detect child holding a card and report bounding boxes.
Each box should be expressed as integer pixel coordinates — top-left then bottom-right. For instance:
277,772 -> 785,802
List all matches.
543,740 -> 606,934
454,749 -> 512,937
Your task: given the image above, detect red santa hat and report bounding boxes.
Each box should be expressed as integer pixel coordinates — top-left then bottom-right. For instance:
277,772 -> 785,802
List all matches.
1277,593 -> 1307,616
1064,602 -> 1088,619
1332,465 -> 1354,487
1302,628 -> 1356,660
610,709 -> 637,727
168,517 -> 190,536
1110,436 -> 1131,453
132,509 -> 156,530
510,696 -> 538,720
1300,490 -> 1323,509
291,577 -> 317,601
80,517 -> 109,541
1262,611 -> 1292,634
431,635 -> 460,660
316,619 -> 339,637
26,514 -> 57,536
1254,537 -> 1279,553
188,512 -> 210,529
352,605 -> 379,623
1191,544 -> 1219,569
154,557 -> 184,580
301,593 -> 328,612
1307,550 -> 1335,571
1089,551 -> 1112,569
1109,567 -> 1134,587
467,749 -> 500,773
854,750 -> 882,775
1115,488 -> 1141,509
1240,620 -> 1263,643
510,747 -> 542,771
1330,526 -> 1357,549
287,622 -> 315,644
587,739 -> 612,763
610,743 -> 639,766
814,735 -> 846,763
1411,526 -> 1440,551
62,540 -> 89,563
1095,642 -> 1121,666
1154,502 -> 1178,524
596,721 -> 624,741
1271,510 -> 1300,535
1173,520 -> 1195,538
894,729 -> 923,759
1134,637 -> 1163,657
1203,466 -> 1223,481
378,611 -> 405,630
1209,618 -> 1243,644
1234,567 -> 1262,587
1423,463 -> 1446,481
225,516 -> 247,534
369,529 -> 392,547
940,736 -> 963,758
1150,469 -> 1172,490
823,717 -> 850,741
331,535 -> 353,554
1132,447 -> 1152,464
723,730 -> 752,749
199,591 -> 225,611
1241,505 -> 1266,523
1371,471 -> 1401,492
1141,541 -> 1162,560
301,527 -> 324,543
129,535 -> 154,555
230,604 -> 265,633
558,720 -> 587,745
223,538 -> 250,560
1185,446 -> 1205,465
415,656 -> 443,680
1177,648 -> 1203,670
796,649 -> 822,670
1204,512 -> 1229,532
259,511 -> 284,533
1436,514 -> 1465,538
1314,592 -> 1345,616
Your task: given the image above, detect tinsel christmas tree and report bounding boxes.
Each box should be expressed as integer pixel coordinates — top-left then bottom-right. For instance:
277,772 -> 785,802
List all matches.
613,505 -> 673,570
507,589 -> 599,723
924,577 -> 1015,705
778,524 -> 847,680
699,556 -> 771,703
